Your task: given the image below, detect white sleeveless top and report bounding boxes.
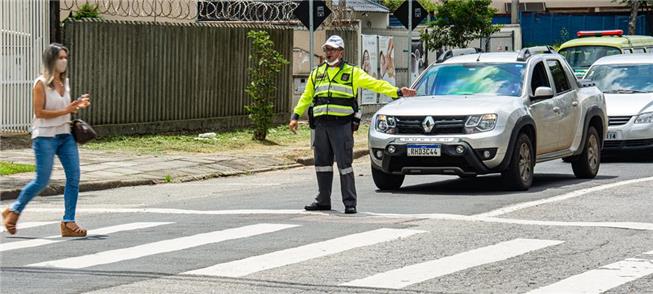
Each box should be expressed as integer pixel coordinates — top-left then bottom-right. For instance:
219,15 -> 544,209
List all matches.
31,76 -> 71,139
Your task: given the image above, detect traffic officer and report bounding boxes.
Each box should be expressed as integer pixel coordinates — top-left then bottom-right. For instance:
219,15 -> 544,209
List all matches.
289,35 -> 416,214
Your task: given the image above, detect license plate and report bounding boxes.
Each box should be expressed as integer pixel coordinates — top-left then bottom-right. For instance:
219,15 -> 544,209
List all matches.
606,131 -> 621,141
407,144 -> 441,157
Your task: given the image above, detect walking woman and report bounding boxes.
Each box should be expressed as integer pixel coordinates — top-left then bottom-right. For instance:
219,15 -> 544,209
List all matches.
2,43 -> 91,237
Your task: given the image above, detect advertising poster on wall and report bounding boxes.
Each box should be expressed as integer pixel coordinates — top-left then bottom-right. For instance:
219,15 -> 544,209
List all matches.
378,35 -> 396,104
360,34 -> 379,105
411,38 -> 426,83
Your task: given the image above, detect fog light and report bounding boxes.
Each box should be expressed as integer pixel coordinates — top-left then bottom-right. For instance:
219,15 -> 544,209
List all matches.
375,150 -> 384,159
455,145 -> 465,154
387,145 -> 397,154
483,150 -> 491,159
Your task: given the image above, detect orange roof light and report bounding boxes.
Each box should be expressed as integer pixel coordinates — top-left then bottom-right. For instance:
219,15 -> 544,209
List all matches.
577,30 -> 624,37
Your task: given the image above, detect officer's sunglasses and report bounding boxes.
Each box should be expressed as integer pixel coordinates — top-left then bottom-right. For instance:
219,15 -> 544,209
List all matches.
323,47 -> 342,53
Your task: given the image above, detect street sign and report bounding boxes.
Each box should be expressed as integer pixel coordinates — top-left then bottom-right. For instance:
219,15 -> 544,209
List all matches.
294,0 -> 332,30
393,0 -> 427,31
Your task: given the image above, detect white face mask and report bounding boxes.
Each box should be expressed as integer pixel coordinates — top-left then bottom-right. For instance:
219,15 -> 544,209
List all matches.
55,59 -> 68,73
326,58 -> 340,66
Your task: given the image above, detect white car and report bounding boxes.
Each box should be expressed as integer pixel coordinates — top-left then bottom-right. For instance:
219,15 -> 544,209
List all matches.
584,54 -> 653,152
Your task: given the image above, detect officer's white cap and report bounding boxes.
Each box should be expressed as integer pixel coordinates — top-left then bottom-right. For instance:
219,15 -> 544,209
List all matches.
322,35 -> 344,50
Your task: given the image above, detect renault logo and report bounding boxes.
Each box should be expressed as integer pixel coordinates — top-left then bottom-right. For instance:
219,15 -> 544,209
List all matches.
422,116 -> 435,133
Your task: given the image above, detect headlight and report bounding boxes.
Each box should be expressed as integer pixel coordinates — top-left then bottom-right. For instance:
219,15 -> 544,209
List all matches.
634,112 -> 653,124
465,113 -> 497,133
375,115 -> 397,134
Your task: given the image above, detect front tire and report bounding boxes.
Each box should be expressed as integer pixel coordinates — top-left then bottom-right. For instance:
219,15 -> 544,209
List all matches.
371,165 -> 405,190
571,126 -> 601,178
502,133 -> 534,191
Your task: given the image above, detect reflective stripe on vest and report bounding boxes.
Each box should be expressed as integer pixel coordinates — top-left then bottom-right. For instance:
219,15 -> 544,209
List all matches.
311,63 -> 356,118
314,84 -> 354,97
312,104 -> 355,117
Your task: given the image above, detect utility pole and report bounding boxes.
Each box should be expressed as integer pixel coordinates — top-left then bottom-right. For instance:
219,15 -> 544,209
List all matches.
309,0 -> 315,71
407,0 -> 412,86
49,0 -> 61,43
511,0 -> 519,24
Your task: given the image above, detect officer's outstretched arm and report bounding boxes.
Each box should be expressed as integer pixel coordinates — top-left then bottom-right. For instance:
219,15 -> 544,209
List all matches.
354,68 -> 416,99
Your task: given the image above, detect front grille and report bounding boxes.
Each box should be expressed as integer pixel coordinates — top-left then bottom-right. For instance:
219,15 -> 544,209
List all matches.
395,116 -> 467,135
388,155 -> 473,173
608,116 -> 632,126
603,141 -> 621,148
626,139 -> 653,147
603,139 -> 653,148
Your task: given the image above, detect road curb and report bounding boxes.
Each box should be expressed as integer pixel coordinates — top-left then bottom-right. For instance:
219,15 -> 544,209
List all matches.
0,163 -> 304,201
295,148 -> 369,166
0,149 -> 368,201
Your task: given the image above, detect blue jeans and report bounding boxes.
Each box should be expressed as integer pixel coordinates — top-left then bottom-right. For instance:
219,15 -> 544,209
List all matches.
10,134 -> 81,222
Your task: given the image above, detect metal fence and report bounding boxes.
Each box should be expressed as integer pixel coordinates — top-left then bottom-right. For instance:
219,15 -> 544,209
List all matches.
63,19 -> 293,136
59,0 -> 355,25
1,0 -> 50,134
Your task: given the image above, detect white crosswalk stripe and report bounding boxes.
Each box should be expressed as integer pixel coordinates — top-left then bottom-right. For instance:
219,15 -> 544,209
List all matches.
526,254 -> 653,294
27,223 -> 298,269
1,221 -> 57,232
0,222 -> 172,252
342,238 -> 564,289
183,228 -> 425,277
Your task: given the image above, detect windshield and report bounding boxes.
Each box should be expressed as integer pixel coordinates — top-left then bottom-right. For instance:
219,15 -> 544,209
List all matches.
414,63 -> 525,97
586,64 -> 653,93
558,46 -> 622,69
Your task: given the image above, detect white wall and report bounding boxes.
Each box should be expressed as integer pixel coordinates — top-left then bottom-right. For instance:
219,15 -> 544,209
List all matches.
355,12 -> 389,29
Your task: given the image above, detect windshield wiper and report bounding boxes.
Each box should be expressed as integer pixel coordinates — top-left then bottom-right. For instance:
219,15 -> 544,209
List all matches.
603,89 -> 646,94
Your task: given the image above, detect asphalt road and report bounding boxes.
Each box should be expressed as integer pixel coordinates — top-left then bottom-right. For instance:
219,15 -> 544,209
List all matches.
1,153 -> 652,294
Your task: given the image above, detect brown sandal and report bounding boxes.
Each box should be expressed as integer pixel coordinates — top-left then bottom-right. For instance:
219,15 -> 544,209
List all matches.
60,221 -> 87,237
2,208 -> 19,235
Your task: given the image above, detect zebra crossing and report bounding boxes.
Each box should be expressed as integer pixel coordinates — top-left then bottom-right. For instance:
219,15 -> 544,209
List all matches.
2,220 -> 652,293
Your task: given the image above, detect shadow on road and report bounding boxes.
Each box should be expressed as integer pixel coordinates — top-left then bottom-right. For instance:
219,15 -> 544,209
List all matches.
601,151 -> 653,163
377,174 -> 617,196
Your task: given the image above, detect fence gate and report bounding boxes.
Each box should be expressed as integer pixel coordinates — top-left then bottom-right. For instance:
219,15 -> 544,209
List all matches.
1,0 -> 50,134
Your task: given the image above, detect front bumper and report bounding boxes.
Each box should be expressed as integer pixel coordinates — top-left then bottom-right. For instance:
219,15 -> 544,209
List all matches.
369,142 -> 499,176
603,122 -> 653,151
603,139 -> 653,151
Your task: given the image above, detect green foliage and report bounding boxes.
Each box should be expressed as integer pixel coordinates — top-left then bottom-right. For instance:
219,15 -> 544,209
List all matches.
383,0 -> 439,13
163,175 -> 173,183
420,0 -> 500,50
0,161 -> 35,176
245,31 -> 289,141
382,0 -> 404,11
72,3 -> 101,20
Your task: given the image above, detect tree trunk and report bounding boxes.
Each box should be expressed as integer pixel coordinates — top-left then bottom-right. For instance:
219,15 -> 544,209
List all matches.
629,0 -> 641,35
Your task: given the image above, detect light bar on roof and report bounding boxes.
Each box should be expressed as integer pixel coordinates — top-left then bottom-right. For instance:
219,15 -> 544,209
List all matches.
576,30 -> 624,38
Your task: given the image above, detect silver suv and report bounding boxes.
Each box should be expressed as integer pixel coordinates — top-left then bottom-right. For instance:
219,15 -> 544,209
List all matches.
368,47 -> 608,190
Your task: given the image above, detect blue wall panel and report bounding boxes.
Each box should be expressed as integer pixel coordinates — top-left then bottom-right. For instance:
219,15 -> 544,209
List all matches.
492,13 -> 651,47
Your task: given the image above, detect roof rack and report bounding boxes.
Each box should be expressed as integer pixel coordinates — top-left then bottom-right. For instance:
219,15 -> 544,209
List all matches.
516,46 -> 556,61
436,47 -> 483,63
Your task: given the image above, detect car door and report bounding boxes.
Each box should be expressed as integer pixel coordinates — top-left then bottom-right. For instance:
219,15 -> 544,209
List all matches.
546,59 -> 581,151
528,61 -> 560,155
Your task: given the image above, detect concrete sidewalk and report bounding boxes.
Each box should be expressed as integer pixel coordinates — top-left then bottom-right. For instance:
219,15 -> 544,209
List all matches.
1,147 -> 369,200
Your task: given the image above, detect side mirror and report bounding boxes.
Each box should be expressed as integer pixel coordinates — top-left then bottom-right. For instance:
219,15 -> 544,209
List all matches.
534,87 -> 554,99
577,79 -> 595,88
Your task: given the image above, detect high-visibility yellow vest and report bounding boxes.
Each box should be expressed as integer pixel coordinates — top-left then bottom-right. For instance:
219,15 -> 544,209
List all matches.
311,62 -> 357,118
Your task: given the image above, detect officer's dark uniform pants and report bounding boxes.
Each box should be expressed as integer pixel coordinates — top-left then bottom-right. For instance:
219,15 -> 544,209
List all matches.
313,121 -> 356,207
